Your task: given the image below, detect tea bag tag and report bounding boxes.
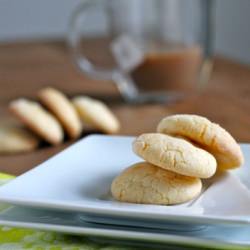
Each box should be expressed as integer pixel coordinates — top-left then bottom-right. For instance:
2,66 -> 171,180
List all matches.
111,35 -> 144,73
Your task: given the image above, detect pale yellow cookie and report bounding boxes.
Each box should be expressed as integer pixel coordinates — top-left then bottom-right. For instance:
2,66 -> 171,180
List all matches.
9,99 -> 63,145
157,114 -> 244,170
111,162 -> 202,205
72,96 -> 120,134
0,124 -> 39,154
38,87 -> 82,139
133,133 -> 217,178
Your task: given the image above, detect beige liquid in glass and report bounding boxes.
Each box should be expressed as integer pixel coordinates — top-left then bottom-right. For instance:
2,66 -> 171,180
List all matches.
131,46 -> 202,92
80,38 -> 203,93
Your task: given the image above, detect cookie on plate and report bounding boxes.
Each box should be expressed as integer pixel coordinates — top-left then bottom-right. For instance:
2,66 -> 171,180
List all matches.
38,87 -> 82,139
133,133 -> 217,178
157,114 -> 244,170
9,99 -> 63,145
111,162 -> 202,205
72,96 -> 120,134
0,123 -> 39,154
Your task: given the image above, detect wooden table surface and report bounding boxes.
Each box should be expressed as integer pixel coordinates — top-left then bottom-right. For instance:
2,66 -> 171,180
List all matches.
1,40 -> 250,175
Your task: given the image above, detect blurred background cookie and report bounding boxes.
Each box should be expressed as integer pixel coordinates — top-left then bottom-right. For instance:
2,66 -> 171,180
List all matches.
38,87 -> 82,139
111,162 -> 202,205
157,114 -> 244,170
133,133 -> 217,178
0,122 -> 39,154
73,96 -> 120,134
9,98 -> 63,145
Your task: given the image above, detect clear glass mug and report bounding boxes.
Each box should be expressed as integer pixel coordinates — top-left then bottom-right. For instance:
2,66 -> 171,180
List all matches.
68,0 -> 215,103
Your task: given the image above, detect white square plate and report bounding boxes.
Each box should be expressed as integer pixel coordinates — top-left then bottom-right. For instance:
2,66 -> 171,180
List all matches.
0,135 -> 249,227
1,205 -> 250,249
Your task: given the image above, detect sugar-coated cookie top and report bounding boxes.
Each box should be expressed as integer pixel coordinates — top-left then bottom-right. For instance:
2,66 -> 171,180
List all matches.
133,133 -> 217,178
157,114 -> 244,170
111,162 -> 202,205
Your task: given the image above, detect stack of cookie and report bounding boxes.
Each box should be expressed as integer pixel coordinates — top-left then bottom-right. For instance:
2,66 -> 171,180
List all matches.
1,87 -> 120,154
111,114 -> 244,205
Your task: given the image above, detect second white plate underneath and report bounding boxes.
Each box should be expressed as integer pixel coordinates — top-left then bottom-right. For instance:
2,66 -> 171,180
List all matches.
1,206 -> 250,249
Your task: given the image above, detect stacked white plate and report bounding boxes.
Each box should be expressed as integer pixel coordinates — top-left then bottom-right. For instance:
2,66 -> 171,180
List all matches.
0,135 -> 250,249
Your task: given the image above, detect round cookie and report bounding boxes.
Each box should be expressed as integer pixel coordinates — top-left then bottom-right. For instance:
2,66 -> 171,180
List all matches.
133,133 -> 217,178
157,114 -> 244,170
0,124 -> 39,154
111,162 -> 202,205
38,87 -> 82,139
72,96 -> 120,134
9,99 -> 63,145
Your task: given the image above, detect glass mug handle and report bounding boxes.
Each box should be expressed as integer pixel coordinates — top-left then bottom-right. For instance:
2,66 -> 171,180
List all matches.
68,2 -> 139,102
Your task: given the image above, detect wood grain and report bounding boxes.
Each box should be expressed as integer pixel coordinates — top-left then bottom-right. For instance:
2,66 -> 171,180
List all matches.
1,40 -> 250,175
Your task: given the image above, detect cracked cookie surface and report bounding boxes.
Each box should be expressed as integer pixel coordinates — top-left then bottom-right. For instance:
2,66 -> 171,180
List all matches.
157,114 -> 244,170
111,162 -> 202,205
133,133 -> 217,178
